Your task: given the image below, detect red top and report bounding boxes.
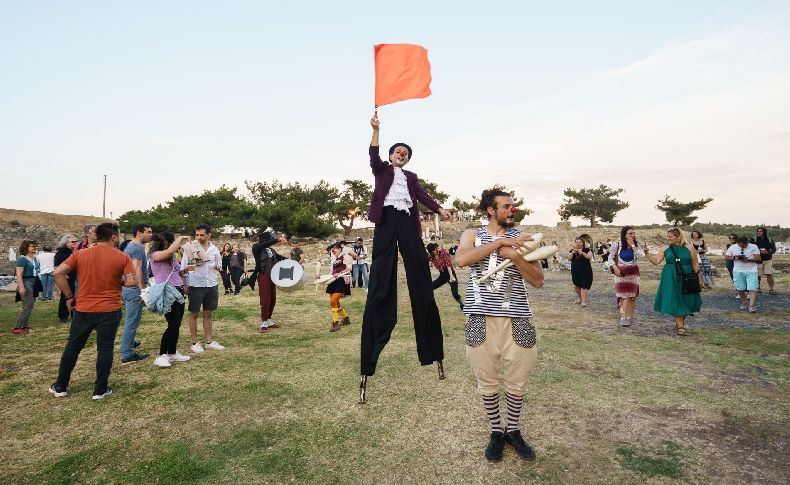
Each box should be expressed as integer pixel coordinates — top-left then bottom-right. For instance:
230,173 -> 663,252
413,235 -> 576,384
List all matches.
428,248 -> 453,272
64,245 -> 135,313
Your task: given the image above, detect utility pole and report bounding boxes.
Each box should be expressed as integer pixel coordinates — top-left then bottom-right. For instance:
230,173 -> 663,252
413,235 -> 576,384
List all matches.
102,175 -> 107,218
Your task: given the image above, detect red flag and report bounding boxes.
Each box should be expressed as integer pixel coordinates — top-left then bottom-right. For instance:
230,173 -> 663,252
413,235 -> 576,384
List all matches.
374,44 -> 432,107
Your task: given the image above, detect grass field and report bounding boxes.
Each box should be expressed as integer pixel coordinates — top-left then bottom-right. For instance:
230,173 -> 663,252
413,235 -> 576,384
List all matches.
1,257 -> 788,484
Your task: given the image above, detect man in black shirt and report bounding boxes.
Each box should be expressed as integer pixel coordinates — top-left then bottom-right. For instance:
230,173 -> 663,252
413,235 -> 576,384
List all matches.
751,227 -> 777,294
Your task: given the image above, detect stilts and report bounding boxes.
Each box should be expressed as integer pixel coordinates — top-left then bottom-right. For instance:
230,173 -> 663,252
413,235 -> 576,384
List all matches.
358,375 -> 368,404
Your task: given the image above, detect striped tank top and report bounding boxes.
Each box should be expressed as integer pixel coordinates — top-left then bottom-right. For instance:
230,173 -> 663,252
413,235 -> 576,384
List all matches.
463,227 -> 533,318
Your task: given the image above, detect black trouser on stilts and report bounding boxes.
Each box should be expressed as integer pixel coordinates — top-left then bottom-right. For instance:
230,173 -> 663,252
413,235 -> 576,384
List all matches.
360,207 -> 444,376
432,268 -> 463,305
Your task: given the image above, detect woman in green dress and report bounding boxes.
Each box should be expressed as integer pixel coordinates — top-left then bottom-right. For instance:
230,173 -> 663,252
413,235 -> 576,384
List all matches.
647,227 -> 702,336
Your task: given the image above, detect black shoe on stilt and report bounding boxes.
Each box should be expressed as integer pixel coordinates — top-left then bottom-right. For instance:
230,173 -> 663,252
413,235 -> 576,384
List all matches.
437,360 -> 446,380
358,375 -> 368,404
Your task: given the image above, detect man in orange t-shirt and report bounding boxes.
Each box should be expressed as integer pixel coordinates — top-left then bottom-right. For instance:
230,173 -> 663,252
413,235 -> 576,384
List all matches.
50,223 -> 138,400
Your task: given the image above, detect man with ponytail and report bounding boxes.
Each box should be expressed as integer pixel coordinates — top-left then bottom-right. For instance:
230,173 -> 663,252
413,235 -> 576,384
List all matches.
454,188 -> 544,462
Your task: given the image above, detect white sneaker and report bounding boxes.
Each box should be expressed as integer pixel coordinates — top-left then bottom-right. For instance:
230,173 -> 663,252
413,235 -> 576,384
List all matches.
205,341 -> 225,350
171,352 -> 191,362
259,321 -> 269,329
191,342 -> 205,353
739,304 -> 748,310
154,354 -> 172,367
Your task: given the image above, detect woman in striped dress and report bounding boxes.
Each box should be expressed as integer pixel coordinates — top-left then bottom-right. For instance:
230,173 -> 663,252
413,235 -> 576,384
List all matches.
606,226 -> 645,327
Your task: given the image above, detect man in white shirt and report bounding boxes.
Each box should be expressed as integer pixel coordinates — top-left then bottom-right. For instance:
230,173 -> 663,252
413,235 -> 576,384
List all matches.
351,237 -> 369,290
182,224 -> 225,351
725,236 -> 762,313
37,244 -> 56,300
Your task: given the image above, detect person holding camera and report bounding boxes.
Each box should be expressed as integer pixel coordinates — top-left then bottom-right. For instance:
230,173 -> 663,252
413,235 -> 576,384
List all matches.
725,236 -> 762,312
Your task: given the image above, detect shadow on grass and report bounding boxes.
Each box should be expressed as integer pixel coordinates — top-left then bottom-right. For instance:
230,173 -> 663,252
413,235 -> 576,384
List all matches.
615,440 -> 687,479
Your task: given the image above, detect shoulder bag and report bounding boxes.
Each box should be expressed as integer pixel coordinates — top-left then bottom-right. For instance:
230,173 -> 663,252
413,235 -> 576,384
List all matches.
669,246 -> 701,294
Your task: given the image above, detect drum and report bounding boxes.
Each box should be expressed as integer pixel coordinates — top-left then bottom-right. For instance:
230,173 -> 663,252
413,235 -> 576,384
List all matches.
271,259 -> 308,292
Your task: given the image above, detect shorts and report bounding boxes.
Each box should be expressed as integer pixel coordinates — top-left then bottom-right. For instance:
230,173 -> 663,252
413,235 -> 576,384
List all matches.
733,272 -> 759,292
188,285 -> 219,313
758,260 -> 773,277
465,315 -> 538,396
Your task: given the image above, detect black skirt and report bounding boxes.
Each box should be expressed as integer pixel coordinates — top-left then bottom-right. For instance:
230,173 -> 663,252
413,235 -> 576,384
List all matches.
326,277 -> 351,295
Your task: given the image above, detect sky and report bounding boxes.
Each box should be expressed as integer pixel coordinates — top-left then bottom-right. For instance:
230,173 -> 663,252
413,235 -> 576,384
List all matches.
1,0 -> 789,227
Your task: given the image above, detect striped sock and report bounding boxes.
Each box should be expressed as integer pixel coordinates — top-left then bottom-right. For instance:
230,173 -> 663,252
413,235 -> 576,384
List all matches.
481,393 -> 502,433
505,392 -> 524,433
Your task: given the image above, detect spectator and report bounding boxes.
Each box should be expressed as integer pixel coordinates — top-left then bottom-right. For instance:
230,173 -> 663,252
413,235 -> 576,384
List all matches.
55,235 -> 78,323
119,224 -> 153,364
13,240 -> 41,334
149,232 -> 192,368
426,242 -> 464,310
751,227 -> 777,294
607,226 -> 645,326
74,224 -> 98,252
182,224 -> 225,351
49,223 -> 138,399
648,227 -> 702,336
568,237 -> 593,307
351,237 -> 369,290
690,230 -> 714,289
229,244 -> 246,295
220,243 -> 233,295
37,244 -> 56,301
290,239 -> 305,265
726,236 -> 762,312
723,233 -> 737,282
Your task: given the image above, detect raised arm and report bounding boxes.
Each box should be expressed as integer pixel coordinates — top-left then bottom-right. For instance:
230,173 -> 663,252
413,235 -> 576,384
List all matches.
152,236 -> 190,262
370,116 -> 387,175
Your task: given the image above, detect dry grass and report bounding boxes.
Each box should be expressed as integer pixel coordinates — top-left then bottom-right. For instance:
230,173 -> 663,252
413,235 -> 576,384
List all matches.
0,261 -> 788,484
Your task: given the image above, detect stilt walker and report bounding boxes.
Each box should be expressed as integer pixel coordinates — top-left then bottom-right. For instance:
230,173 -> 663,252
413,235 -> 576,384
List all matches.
359,44 -> 450,403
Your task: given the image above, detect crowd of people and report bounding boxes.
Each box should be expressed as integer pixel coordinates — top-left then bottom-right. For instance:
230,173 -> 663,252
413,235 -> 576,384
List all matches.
5,114 -> 782,464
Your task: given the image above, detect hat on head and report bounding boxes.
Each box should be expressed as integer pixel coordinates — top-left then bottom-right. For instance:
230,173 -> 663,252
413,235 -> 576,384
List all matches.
389,143 -> 412,160
326,241 -> 343,252
426,243 -> 439,253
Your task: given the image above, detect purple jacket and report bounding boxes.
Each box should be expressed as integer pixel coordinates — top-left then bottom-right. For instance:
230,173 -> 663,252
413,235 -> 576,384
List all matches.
368,145 -> 442,236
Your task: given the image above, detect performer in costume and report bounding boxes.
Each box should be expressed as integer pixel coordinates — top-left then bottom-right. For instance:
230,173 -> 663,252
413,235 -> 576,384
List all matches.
359,115 -> 452,403
426,242 -> 464,310
251,231 -> 287,333
454,188 -> 544,462
326,242 -> 353,332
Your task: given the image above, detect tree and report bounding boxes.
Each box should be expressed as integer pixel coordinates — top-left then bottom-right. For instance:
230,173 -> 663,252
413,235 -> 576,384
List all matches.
655,195 -> 714,226
417,177 -> 450,212
118,186 -> 254,234
561,185 -> 629,227
557,204 -> 571,221
334,179 -> 372,237
245,180 -> 340,238
471,184 -> 533,223
452,198 -> 477,212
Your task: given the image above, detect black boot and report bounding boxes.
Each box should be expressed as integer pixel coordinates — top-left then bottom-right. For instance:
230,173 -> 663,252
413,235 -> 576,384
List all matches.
358,375 -> 367,404
505,430 -> 536,461
485,430 -> 506,461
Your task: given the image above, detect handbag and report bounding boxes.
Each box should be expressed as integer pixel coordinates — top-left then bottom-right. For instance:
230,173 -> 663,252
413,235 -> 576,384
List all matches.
669,246 -> 701,294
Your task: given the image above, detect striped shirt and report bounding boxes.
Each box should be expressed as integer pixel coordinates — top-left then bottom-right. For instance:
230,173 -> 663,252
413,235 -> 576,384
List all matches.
463,227 -> 533,318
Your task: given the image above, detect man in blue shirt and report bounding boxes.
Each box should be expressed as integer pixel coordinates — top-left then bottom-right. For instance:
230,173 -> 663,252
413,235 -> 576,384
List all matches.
120,224 -> 152,364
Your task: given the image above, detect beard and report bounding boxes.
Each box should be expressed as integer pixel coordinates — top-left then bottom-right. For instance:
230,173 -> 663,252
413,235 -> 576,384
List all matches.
496,214 -> 515,228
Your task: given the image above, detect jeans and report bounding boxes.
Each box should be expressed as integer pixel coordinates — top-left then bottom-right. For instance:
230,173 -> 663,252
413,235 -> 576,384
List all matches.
352,263 -> 369,288
15,279 -> 36,329
120,287 -> 143,359
40,273 -> 55,299
54,310 -> 122,394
